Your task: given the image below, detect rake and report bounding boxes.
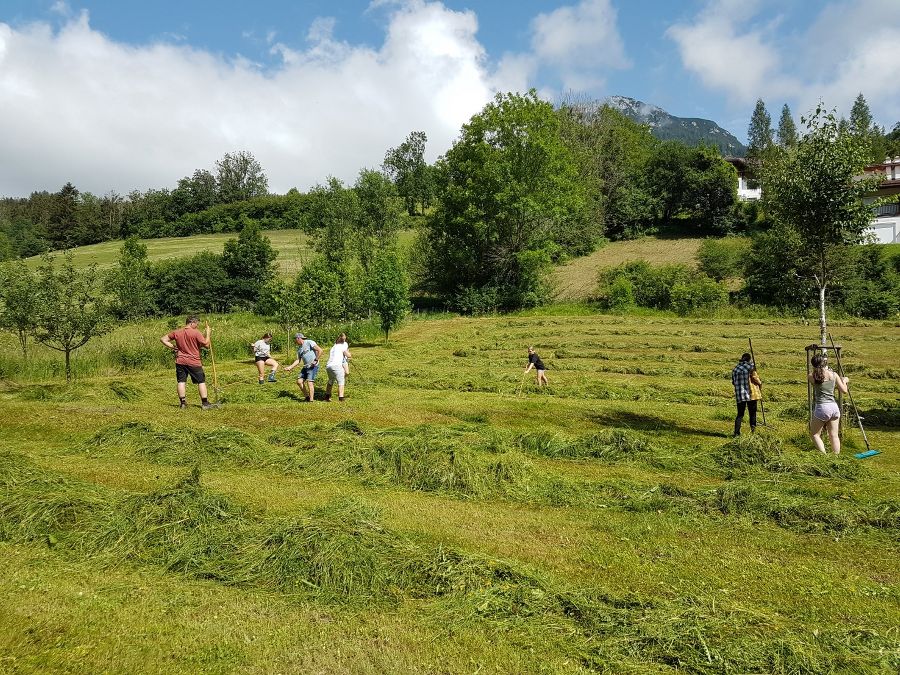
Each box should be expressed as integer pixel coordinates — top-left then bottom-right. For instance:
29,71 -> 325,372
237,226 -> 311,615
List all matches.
515,371 -> 527,398
206,332 -> 223,409
827,334 -> 879,459
747,337 -> 769,427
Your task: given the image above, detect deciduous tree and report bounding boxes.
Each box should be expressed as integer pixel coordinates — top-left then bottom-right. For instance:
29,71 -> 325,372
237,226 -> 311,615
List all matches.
759,105 -> 881,344
215,151 -> 269,204
365,247 -> 409,341
423,90 -> 586,309
104,236 -> 155,319
0,261 -> 37,358
34,253 -> 112,382
383,131 -> 433,216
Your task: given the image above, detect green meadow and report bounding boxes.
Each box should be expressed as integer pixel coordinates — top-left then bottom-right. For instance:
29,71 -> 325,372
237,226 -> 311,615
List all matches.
0,308 -> 898,673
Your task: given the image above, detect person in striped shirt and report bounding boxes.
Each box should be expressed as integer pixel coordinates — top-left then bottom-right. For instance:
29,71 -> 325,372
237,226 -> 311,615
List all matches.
732,353 -> 762,436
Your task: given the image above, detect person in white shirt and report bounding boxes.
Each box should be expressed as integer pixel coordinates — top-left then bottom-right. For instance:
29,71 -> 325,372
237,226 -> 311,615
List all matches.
250,332 -> 279,384
324,333 -> 352,402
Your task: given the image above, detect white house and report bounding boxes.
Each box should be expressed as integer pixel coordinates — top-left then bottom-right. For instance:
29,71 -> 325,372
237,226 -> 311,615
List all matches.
863,157 -> 900,244
723,157 -> 761,201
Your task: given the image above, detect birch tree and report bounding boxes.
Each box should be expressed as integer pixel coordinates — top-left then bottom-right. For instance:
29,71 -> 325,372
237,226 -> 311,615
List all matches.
760,105 -> 881,345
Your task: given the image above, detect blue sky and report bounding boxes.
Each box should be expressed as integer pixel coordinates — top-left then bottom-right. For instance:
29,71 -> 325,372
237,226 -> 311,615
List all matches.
1,0 -> 898,196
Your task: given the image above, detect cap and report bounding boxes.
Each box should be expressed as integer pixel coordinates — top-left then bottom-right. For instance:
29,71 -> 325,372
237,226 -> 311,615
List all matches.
294,332 -> 305,340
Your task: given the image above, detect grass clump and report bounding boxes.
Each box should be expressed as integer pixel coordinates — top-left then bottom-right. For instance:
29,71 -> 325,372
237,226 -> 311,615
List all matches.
0,451 -> 109,546
716,434 -> 864,479
84,421 -> 271,467
108,380 -> 144,401
715,433 -> 783,469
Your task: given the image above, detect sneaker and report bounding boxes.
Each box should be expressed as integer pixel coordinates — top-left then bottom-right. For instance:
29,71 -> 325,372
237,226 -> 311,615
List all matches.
267,374 -> 277,382
179,402 -> 187,410
258,379 -> 265,385
201,402 -> 215,410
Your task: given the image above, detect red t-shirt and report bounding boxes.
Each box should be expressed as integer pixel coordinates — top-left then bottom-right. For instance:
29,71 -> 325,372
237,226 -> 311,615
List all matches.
168,327 -> 207,367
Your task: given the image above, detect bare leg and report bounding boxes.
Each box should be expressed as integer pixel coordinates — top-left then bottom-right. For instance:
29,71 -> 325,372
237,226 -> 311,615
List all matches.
538,371 -> 548,386
266,358 -> 279,375
809,417 -> 827,453
256,361 -> 265,379
307,381 -> 315,401
338,382 -> 345,398
825,418 -> 841,454
177,382 -> 186,399
198,383 -> 209,400
325,380 -> 333,400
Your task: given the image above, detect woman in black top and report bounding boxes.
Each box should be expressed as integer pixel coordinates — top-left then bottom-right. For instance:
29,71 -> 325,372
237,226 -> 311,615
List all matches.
524,346 -> 548,387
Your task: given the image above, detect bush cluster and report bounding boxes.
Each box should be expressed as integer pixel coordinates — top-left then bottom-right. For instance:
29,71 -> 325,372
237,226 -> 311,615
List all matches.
596,261 -> 728,315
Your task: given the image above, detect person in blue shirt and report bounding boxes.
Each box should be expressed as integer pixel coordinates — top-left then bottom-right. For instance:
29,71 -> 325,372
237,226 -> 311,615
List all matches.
283,333 -> 323,402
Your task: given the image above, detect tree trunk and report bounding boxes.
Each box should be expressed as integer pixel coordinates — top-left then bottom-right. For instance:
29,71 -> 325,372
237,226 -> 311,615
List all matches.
17,331 -> 27,360
818,250 -> 828,347
818,283 -> 827,347
65,349 -> 72,383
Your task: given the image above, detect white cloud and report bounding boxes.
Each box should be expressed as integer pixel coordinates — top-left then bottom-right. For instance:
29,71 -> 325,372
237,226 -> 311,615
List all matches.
530,0 -> 629,90
666,0 -> 793,104
666,0 -> 900,128
0,1 -> 504,197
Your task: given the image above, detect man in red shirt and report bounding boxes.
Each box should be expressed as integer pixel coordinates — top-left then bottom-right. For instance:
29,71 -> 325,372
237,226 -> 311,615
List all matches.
160,315 -> 212,409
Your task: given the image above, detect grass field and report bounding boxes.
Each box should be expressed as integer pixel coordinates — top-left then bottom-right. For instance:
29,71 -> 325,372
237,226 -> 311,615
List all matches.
24,230 -> 314,278
552,237 -> 704,300
1,309 -> 898,673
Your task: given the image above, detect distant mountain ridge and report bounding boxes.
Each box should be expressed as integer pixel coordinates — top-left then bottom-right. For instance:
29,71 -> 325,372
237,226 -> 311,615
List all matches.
605,95 -> 746,157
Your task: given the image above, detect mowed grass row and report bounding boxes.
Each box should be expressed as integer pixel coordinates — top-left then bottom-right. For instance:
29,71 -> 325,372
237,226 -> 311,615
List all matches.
0,311 -> 898,672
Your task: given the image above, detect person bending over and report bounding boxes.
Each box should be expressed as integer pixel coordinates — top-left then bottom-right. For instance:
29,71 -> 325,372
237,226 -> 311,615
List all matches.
284,333 -> 323,402
524,346 -> 548,387
251,332 -> 279,384
809,353 -> 849,454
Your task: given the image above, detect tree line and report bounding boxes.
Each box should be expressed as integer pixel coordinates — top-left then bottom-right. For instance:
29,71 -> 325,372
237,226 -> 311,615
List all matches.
2,89 -> 898,323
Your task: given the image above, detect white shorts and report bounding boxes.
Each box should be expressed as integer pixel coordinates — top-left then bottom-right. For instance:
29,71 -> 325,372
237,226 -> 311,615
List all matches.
326,365 -> 345,386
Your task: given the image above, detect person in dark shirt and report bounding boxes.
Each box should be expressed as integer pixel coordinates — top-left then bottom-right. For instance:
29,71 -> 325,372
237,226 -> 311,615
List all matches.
524,346 -> 548,387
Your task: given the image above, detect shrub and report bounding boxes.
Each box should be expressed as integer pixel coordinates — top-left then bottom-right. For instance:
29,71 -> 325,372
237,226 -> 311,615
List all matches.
696,236 -> 751,281
597,261 -> 724,313
670,276 -> 729,315
605,276 -> 634,310
452,286 -> 500,315
151,251 -> 231,314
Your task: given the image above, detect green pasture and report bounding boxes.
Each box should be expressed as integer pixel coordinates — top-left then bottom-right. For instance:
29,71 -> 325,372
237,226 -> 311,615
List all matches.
0,311 -> 898,673
22,229 -> 421,280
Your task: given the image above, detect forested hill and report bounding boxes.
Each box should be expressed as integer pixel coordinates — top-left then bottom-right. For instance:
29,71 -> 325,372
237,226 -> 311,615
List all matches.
606,95 -> 747,157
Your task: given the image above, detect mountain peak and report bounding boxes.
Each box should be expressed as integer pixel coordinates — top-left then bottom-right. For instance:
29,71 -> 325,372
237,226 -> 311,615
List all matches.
604,95 -> 746,156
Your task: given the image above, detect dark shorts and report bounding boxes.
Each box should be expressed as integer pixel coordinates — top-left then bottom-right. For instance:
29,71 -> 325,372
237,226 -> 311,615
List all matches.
176,363 -> 205,384
254,355 -> 270,363
299,363 -> 319,381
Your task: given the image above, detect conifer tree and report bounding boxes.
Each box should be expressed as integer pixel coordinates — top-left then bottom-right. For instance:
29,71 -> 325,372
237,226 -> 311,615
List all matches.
747,99 -> 774,159
776,104 -> 798,148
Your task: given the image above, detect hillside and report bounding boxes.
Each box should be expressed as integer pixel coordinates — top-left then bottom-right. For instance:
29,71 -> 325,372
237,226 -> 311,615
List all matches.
26,232 -> 701,301
552,236 -> 704,300
607,95 -> 747,156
